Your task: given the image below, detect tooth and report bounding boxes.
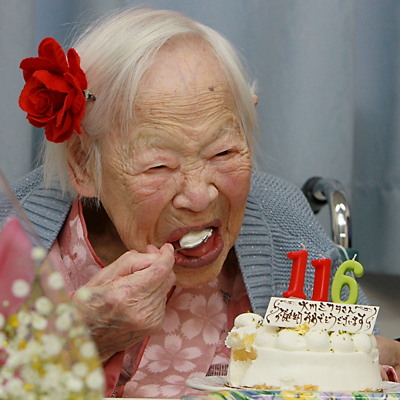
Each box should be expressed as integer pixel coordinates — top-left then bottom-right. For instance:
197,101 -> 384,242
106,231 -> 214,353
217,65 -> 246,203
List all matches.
179,228 -> 213,249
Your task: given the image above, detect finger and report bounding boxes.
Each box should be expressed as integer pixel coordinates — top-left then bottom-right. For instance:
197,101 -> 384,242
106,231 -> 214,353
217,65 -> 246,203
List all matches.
85,250 -> 160,286
160,242 -> 174,254
147,243 -> 174,254
147,244 -> 161,253
121,246 -> 176,296
142,243 -> 175,279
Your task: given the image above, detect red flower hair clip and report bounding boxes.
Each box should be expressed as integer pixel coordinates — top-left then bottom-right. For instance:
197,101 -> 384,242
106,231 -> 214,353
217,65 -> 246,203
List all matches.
19,37 -> 95,143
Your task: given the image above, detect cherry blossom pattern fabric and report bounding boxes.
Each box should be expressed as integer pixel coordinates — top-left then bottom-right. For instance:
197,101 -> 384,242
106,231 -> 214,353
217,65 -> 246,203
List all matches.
122,275 -> 234,398
49,200 -> 250,398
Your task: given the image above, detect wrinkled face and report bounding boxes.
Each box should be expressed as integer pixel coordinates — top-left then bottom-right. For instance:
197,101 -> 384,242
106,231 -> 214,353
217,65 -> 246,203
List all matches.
98,40 -> 252,287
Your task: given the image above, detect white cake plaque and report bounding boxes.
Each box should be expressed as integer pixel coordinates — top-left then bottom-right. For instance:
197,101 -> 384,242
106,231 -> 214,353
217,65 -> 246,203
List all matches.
264,297 -> 379,334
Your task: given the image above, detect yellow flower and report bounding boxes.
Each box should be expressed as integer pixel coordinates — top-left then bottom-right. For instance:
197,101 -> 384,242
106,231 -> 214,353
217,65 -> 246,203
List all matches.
23,382 -> 34,391
8,314 -> 19,328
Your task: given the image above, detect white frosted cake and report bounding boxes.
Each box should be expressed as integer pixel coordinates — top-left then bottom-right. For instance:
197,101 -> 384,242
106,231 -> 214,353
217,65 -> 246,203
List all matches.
225,312 -> 382,392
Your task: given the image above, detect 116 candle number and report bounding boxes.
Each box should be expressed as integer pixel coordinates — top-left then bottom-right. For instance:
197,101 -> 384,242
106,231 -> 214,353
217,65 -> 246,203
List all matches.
282,250 -> 364,304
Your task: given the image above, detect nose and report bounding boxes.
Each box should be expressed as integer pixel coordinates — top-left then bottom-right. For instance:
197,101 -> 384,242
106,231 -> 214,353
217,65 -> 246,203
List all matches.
172,172 -> 218,212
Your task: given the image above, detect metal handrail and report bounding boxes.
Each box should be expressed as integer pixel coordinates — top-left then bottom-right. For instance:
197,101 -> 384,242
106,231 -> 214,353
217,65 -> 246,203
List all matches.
302,177 -> 352,249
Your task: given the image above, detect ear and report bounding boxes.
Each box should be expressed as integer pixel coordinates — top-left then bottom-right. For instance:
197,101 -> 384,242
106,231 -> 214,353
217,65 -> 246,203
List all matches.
252,94 -> 258,106
66,135 -> 98,198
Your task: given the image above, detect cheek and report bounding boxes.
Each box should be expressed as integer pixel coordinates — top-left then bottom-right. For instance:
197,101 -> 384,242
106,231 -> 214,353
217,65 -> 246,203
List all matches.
121,182 -> 174,235
101,172 -> 177,247
128,175 -> 177,207
218,168 -> 251,244
218,168 -> 251,208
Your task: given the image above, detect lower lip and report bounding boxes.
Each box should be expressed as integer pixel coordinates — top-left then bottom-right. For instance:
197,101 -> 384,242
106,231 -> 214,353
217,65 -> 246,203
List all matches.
173,233 -> 224,268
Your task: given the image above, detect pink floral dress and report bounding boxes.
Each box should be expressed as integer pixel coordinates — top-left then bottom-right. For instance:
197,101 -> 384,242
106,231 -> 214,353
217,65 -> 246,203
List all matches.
49,200 -> 251,398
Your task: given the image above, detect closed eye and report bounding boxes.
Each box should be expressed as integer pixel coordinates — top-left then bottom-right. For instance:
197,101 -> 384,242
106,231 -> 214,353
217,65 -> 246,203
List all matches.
215,150 -> 230,157
145,164 -> 168,173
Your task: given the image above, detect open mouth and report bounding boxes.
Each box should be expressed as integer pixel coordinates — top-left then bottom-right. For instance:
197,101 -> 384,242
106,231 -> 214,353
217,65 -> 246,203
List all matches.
177,228 -> 213,251
172,226 -> 224,268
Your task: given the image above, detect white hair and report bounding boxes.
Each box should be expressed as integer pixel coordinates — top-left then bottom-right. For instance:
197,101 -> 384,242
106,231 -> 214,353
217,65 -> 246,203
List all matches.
43,8 -> 258,197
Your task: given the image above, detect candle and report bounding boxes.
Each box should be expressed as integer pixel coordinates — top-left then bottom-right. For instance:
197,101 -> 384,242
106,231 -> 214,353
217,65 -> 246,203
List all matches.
331,259 -> 364,304
283,250 -> 308,299
311,258 -> 331,301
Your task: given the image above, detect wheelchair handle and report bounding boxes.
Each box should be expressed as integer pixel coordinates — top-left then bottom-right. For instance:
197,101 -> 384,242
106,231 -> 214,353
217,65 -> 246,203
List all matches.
302,177 -> 352,249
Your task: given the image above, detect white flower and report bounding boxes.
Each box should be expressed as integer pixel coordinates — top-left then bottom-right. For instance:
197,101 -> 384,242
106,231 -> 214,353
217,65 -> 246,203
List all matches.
0,365 -> 13,380
67,325 -> 86,339
72,362 -> 88,377
75,287 -> 92,301
40,365 -> 64,393
15,324 -> 30,341
24,340 -> 42,360
19,362 -> 41,389
11,279 -> 30,298
0,332 -> 7,347
55,312 -> 72,331
17,310 -> 31,325
85,369 -> 104,390
47,272 -> 64,290
34,296 -> 53,315
56,302 -> 74,315
4,377 -> 24,393
32,313 -> 47,330
66,374 -> 84,392
31,246 -> 46,261
5,348 -> 27,369
41,334 -> 63,358
80,341 -> 97,358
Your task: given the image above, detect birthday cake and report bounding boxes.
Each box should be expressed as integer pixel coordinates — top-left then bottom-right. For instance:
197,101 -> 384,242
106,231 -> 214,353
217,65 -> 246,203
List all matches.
225,311 -> 382,392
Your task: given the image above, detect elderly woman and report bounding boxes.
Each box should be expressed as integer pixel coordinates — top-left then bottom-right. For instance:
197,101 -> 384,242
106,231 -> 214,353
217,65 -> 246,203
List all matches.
1,7 -> 399,399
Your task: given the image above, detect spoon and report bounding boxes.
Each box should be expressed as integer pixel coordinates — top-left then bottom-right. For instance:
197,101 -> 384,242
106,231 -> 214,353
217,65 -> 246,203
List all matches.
174,228 -> 213,252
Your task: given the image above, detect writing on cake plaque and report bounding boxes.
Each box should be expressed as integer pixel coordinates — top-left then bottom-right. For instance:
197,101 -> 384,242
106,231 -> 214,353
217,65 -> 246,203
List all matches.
264,297 -> 379,334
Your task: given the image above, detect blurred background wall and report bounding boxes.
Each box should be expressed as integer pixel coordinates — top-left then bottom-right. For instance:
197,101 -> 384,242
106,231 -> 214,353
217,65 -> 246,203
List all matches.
0,1 -> 399,334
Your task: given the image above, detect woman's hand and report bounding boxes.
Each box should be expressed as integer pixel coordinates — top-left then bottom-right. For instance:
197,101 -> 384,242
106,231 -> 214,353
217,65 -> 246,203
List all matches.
376,335 -> 400,380
71,243 -> 176,362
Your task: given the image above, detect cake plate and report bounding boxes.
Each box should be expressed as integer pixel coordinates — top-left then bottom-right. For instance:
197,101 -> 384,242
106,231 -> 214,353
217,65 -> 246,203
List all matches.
185,376 -> 400,400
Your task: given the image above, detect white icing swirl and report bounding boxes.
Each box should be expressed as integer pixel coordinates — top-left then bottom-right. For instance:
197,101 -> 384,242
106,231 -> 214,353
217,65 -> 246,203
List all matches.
330,331 -> 355,352
276,329 -> 308,351
304,329 -> 331,352
234,313 -> 263,328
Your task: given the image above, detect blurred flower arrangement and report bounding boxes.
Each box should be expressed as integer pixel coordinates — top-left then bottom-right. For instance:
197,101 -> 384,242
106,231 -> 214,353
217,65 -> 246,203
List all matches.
0,170 -> 104,400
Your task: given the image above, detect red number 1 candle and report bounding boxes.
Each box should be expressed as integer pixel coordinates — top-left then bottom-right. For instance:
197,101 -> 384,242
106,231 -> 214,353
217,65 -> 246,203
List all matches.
283,250 -> 308,299
311,258 -> 331,301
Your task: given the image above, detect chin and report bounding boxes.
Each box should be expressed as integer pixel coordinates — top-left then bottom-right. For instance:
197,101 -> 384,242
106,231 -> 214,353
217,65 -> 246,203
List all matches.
173,257 -> 225,288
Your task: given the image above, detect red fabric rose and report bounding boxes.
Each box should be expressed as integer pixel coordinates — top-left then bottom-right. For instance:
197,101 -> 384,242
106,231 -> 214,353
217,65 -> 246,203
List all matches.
19,37 -> 88,143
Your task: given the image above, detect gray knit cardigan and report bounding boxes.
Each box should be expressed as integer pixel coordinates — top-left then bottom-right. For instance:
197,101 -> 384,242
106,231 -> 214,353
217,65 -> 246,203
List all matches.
0,166 -> 370,315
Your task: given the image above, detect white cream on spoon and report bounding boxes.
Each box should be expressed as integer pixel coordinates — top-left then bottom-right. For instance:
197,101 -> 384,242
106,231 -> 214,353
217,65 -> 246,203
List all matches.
177,228 -> 213,250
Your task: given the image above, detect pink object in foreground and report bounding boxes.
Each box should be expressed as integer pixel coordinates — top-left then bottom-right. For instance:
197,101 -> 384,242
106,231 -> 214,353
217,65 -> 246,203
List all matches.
0,217 -> 35,317
384,365 -> 399,382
